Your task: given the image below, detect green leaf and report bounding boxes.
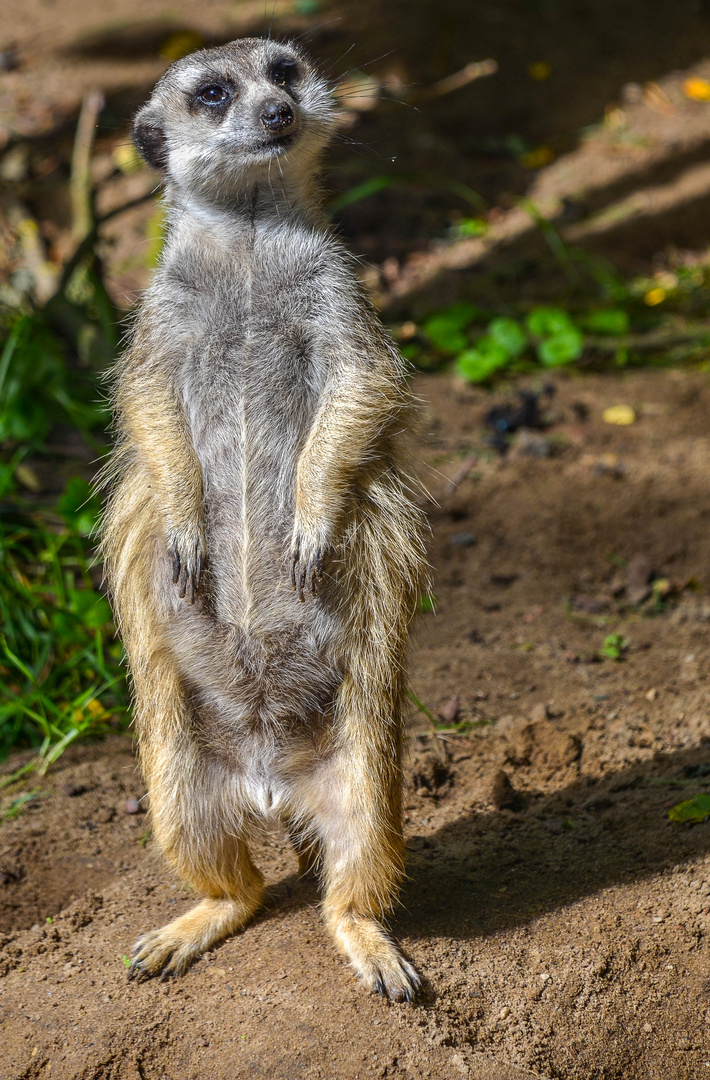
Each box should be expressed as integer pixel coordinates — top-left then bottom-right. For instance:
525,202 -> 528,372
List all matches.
537,329 -> 584,367
601,633 -> 628,660
488,317 -> 528,358
453,217 -> 489,238
400,343 -> 421,361
456,338 -> 510,382
526,306 -> 577,338
580,309 -> 630,335
668,793 -> 710,824
422,303 -> 480,353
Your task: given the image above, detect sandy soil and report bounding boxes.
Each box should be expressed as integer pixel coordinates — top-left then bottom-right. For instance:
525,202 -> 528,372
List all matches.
2,367 -> 710,1079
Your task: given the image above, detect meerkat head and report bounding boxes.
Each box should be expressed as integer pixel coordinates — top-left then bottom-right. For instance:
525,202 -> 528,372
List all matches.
132,37 -> 336,204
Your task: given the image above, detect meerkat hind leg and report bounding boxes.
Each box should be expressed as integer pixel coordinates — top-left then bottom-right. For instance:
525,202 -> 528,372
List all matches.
315,758 -> 420,1002
129,838 -> 264,981
286,820 -> 322,879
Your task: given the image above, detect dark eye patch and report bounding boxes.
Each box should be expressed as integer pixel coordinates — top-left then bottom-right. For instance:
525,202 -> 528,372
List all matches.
269,59 -> 299,87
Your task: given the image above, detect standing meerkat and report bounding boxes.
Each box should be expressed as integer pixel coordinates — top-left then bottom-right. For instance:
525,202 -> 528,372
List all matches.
101,36 -> 428,1002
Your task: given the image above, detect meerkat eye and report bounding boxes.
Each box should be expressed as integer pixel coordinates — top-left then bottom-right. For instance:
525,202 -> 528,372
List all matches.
269,60 -> 298,87
196,84 -> 232,107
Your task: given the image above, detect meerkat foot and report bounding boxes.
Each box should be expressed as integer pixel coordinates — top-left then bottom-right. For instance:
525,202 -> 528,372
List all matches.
128,894 -> 261,981
326,911 -> 420,1003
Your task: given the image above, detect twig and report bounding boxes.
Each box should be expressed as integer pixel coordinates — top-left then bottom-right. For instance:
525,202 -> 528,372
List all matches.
437,452 -> 479,499
70,89 -> 105,245
417,59 -> 498,102
58,188 -> 158,294
586,325 -> 710,352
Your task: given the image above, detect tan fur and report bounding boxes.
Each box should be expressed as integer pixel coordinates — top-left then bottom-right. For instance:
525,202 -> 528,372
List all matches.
101,37 -> 428,1002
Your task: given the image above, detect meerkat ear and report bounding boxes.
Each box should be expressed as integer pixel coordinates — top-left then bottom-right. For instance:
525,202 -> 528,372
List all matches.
132,107 -> 168,171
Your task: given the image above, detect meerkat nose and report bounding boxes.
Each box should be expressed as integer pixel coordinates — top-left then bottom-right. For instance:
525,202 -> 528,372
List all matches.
260,101 -> 295,133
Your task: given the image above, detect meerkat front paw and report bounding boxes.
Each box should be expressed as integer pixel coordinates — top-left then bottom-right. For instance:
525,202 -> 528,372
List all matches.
290,525 -> 330,601
167,523 -> 205,603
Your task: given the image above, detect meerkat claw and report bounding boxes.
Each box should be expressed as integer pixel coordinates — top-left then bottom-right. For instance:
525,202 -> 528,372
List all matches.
171,541 -> 203,603
308,546 -> 324,595
291,538 -> 326,600
127,960 -> 147,983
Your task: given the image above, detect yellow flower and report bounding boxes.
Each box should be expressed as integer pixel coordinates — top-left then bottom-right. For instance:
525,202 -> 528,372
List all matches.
644,287 -> 666,306
602,405 -> 636,426
683,77 -> 710,101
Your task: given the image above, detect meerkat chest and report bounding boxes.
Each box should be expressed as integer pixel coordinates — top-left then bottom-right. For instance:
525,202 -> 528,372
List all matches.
161,225 -> 331,478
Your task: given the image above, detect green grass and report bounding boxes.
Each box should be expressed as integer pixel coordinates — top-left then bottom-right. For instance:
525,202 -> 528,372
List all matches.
0,479 -> 129,775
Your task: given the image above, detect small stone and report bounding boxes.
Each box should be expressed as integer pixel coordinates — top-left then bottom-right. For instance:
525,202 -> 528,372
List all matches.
530,703 -> 549,724
645,688 -> 658,701
489,770 -> 522,811
437,697 -> 461,725
449,532 -> 477,547
124,797 -> 142,815
589,453 -> 626,478
643,1023 -> 653,1034
626,554 -> 652,606
510,431 -> 551,459
499,1006 -> 511,1019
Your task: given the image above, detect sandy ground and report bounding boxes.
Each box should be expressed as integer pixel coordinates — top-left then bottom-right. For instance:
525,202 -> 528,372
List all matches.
3,367 -> 710,1079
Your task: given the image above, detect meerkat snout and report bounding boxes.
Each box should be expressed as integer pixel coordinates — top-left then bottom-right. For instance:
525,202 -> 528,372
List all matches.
260,100 -> 295,133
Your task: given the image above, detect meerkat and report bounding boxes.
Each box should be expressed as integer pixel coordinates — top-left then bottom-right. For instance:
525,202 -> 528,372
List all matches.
101,36 -> 428,1003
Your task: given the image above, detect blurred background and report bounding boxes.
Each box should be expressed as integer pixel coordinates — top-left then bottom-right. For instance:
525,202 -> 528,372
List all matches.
3,0 -> 710,769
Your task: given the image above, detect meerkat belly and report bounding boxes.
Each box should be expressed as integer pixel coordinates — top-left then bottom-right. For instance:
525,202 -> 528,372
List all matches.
172,328 -> 343,726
